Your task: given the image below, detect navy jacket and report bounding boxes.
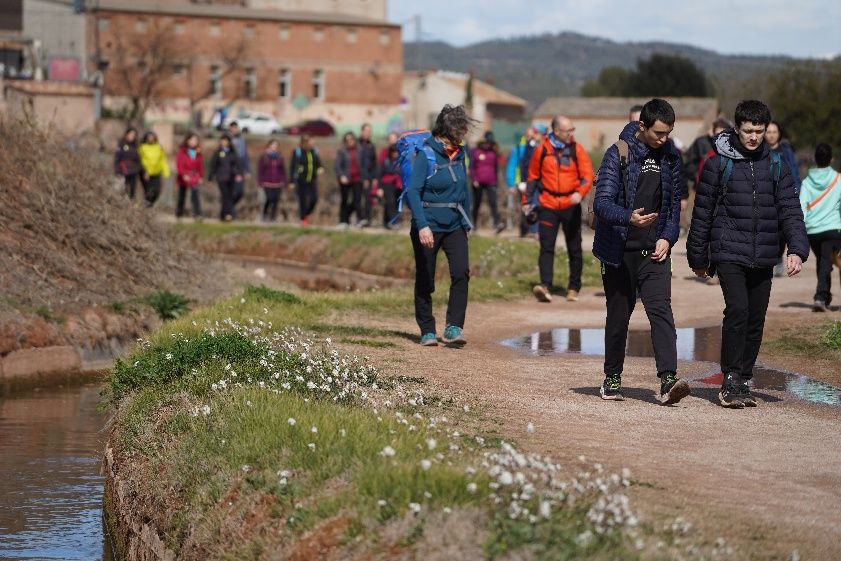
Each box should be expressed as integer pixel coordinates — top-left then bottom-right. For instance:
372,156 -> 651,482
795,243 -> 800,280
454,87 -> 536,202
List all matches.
208,146 -> 241,184
593,122 -> 683,267
687,130 -> 808,270
405,137 -> 471,232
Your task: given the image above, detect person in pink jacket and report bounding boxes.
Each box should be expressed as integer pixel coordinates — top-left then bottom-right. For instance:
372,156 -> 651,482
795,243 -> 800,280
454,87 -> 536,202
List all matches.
175,132 -> 204,220
257,139 -> 288,222
470,131 -> 504,233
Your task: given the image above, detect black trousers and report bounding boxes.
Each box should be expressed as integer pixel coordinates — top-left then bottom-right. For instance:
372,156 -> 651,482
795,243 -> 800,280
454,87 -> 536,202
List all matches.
382,182 -> 399,226
362,181 -> 374,222
176,186 -> 201,218
602,250 -> 677,378
808,230 -> 841,305
339,181 -> 363,224
296,181 -> 318,220
262,188 -> 282,221
233,178 -> 245,206
717,263 -> 773,380
537,205 -> 583,291
471,183 -> 501,228
124,173 -> 139,199
218,179 -> 236,220
140,174 -> 161,207
411,227 -> 470,335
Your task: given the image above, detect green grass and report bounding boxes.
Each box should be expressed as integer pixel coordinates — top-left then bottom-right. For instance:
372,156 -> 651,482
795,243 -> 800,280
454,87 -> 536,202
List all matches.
764,320 -> 841,358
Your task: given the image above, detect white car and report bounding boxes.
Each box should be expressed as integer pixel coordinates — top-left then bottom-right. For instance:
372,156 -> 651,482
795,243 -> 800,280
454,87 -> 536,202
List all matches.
223,112 -> 281,136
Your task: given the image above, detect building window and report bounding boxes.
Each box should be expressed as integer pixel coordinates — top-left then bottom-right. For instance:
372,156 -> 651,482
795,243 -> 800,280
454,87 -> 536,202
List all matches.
279,25 -> 290,41
209,23 -> 220,37
174,22 -> 185,35
135,19 -> 147,33
278,68 -> 291,99
379,30 -> 391,46
244,25 -> 255,39
313,27 -> 324,42
98,18 -> 110,32
245,68 -> 257,99
210,65 -> 221,97
346,28 -> 357,44
312,69 -> 324,100
173,64 -> 187,78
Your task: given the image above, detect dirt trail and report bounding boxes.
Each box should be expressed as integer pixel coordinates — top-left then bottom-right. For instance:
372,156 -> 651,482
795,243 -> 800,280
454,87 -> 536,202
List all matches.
354,238 -> 841,560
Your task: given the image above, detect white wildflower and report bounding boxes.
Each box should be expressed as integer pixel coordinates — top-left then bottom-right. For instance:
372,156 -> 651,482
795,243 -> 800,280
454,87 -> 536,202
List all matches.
307,442 -> 316,451
467,482 -> 478,494
380,445 -> 396,457
287,417 -> 296,426
409,502 -> 421,514
311,426 -> 318,434
426,438 -> 437,450
420,459 -> 432,471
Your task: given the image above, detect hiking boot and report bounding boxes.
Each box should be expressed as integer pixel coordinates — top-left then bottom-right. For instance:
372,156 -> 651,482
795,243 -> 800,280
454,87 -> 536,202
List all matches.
718,373 -> 745,409
494,223 -> 506,235
813,299 -> 828,312
600,375 -> 624,401
566,289 -> 579,302
533,284 -> 552,303
659,373 -> 690,406
442,325 -> 467,346
420,332 -> 438,346
738,378 -> 757,407
357,219 -> 370,228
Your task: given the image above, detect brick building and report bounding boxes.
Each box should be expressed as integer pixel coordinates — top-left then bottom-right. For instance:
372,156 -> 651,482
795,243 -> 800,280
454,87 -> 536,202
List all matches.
88,0 -> 402,132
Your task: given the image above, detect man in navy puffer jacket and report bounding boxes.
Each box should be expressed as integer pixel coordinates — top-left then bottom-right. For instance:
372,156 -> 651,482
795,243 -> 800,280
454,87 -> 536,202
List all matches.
593,98 -> 689,405
688,99 -> 808,409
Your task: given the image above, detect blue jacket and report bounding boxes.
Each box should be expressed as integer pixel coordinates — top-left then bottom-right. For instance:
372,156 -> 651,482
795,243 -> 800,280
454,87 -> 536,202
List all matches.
773,141 -> 801,194
505,136 -> 527,187
405,137 -> 471,232
230,134 -> 251,174
593,122 -> 683,267
687,130 -> 809,270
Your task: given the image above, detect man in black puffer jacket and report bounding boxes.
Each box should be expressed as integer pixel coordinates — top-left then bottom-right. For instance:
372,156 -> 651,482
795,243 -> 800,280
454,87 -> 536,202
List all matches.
687,100 -> 808,409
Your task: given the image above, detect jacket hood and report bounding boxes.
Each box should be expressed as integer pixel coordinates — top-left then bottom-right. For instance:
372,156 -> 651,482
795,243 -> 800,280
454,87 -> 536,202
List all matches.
714,129 -> 768,161
618,121 -> 651,160
427,136 -> 464,160
806,166 -> 838,186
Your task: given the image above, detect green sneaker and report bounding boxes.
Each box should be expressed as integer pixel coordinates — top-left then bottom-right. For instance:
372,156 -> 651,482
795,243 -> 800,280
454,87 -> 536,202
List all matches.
659,372 -> 690,406
420,332 -> 438,346
442,325 -> 467,346
600,375 -> 624,401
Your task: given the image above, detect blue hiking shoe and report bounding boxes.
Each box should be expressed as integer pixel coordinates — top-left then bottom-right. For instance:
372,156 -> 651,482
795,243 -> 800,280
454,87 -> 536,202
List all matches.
420,332 -> 438,346
442,325 -> 467,346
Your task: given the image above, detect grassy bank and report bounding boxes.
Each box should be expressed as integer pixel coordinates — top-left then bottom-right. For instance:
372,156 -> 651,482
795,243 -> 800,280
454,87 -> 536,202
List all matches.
106,285 -> 714,561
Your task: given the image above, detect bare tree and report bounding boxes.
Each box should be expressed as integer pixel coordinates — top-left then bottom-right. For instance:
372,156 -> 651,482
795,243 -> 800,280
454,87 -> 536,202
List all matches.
185,37 -> 250,124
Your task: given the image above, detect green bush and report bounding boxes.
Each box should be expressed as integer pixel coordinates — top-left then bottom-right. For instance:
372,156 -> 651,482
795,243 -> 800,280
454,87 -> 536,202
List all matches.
141,290 -> 194,320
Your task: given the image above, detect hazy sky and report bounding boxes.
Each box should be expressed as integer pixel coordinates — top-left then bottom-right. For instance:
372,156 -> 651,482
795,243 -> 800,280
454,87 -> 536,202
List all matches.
388,0 -> 839,59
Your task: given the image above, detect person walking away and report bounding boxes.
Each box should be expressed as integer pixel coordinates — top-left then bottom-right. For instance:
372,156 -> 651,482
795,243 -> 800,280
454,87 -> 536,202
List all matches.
208,134 -> 242,222
290,135 -> 323,225
138,131 -> 170,208
688,100 -> 808,408
471,131 -> 505,234
508,125 -> 547,238
257,139 -> 288,223
114,127 -> 141,200
175,132 -> 204,220
405,105 -> 475,346
336,132 -> 364,228
523,116 -> 594,302
593,98 -> 689,405
765,121 -> 802,277
800,143 -> 841,312
378,143 -> 402,228
356,123 -> 378,227
228,121 -> 252,211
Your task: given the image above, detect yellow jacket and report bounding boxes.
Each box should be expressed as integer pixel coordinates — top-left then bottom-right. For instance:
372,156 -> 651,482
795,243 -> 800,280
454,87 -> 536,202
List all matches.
139,142 -> 171,178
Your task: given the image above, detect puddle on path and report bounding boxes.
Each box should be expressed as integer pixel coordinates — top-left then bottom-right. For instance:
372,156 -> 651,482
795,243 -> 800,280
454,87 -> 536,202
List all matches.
502,326 -> 840,407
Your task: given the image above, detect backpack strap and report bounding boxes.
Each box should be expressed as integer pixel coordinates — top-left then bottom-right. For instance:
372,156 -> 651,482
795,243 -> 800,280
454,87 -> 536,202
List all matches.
616,139 -> 629,207
769,150 -> 782,199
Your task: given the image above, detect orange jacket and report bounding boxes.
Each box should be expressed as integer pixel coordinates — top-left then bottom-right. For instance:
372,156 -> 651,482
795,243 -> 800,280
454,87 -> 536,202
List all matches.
525,137 -> 594,210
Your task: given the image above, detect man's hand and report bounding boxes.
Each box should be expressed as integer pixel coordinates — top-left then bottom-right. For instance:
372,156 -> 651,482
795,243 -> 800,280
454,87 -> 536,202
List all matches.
651,239 -> 670,262
569,192 -> 582,205
317,168 -> 325,176
629,207 -> 657,228
473,181 -> 480,188
234,175 -> 243,182
517,182 -> 527,193
692,267 -> 709,278
339,175 -> 348,185
787,254 -> 803,277
681,199 -> 688,211
419,226 -> 434,249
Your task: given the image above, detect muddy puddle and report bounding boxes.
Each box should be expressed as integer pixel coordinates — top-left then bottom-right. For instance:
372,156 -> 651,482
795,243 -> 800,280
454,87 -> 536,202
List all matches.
502,326 -> 840,407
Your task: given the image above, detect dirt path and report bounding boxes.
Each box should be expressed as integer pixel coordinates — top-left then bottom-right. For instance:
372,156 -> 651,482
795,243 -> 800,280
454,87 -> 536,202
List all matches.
353,237 -> 841,560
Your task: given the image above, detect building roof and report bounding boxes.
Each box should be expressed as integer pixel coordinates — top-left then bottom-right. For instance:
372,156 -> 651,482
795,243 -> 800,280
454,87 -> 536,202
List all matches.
93,0 -> 400,28
3,79 -> 93,97
407,70 -> 527,108
535,97 -> 718,119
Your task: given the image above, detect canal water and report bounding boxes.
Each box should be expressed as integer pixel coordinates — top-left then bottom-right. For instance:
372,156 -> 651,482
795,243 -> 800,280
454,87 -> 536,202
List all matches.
0,382 -> 112,561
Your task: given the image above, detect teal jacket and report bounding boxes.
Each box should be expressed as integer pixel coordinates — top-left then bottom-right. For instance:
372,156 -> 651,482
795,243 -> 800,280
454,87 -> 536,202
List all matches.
800,167 -> 841,235
405,137 -> 472,232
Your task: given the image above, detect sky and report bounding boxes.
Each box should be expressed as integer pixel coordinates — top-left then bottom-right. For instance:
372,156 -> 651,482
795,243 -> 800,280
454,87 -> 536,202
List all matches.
387,0 -> 840,59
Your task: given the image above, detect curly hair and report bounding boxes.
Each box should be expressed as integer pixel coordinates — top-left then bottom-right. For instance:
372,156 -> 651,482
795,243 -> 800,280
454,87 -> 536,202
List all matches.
431,104 -> 477,143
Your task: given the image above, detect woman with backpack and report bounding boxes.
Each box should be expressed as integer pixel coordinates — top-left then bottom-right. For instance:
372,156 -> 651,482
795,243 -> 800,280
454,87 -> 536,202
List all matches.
138,131 -> 170,207
378,143 -> 402,228
470,131 -> 505,234
208,134 -> 242,222
174,132 -> 204,220
257,139 -> 288,222
404,104 -> 475,347
114,127 -> 141,200
290,135 -> 323,225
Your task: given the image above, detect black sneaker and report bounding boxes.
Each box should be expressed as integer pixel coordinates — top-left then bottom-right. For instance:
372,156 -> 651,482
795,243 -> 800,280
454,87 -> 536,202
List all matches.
813,300 -> 828,312
738,378 -> 757,407
600,375 -> 624,401
659,373 -> 690,405
718,373 -> 744,409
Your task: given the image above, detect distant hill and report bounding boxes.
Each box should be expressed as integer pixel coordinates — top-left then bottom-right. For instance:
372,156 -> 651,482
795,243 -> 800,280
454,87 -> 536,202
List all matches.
404,32 -> 796,108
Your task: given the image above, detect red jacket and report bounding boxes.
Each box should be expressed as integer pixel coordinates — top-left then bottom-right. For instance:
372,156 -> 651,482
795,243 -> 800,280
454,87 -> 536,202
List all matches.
176,146 -> 204,189
526,136 -> 594,210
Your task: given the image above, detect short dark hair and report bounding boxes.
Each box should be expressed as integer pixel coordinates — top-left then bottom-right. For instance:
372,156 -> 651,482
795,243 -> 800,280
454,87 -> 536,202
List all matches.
713,117 -> 732,132
431,104 -> 476,142
815,143 -> 832,167
228,121 -> 239,128
639,98 -> 675,128
629,104 -> 644,115
734,100 -> 771,128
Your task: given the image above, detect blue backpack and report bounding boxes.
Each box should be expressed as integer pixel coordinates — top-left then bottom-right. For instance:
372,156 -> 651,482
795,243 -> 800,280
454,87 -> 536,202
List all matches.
391,130 -> 473,229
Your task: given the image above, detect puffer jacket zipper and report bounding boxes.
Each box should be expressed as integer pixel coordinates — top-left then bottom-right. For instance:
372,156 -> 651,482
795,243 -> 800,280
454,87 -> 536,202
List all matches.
750,161 -> 757,267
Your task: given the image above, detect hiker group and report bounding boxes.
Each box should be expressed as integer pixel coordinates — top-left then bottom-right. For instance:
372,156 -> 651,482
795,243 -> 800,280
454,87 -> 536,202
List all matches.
406,99 -> 836,410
